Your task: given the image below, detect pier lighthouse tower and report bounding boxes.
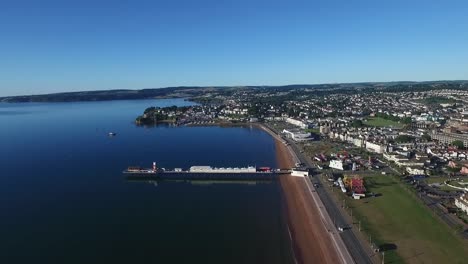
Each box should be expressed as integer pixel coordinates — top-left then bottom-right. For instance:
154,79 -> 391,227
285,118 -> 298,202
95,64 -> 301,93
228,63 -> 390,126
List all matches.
153,162 -> 157,172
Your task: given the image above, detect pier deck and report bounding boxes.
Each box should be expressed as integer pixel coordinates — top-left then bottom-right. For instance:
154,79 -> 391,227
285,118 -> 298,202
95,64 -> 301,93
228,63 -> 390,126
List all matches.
124,171 -> 290,180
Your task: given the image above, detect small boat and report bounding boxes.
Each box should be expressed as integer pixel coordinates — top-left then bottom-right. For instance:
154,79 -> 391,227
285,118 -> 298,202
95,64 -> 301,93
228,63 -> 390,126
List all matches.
108,132 -> 117,136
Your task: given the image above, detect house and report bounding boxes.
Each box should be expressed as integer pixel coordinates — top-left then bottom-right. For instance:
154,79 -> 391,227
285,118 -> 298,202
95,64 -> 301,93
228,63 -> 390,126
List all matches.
365,141 -> 385,154
330,160 -> 345,170
406,167 -> 425,175
455,193 -> 468,215
448,161 -> 458,168
460,166 -> 468,174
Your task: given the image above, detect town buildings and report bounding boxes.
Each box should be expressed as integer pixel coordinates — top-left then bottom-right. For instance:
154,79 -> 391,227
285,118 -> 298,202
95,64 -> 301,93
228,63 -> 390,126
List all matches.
455,193 -> 468,215
282,129 -> 313,141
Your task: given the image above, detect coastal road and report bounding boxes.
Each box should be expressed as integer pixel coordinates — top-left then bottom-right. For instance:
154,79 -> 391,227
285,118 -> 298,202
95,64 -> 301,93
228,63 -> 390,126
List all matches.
285,138 -> 374,264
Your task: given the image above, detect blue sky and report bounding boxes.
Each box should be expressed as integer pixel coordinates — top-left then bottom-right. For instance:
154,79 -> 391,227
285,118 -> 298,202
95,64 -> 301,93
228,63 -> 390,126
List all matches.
0,0 -> 467,96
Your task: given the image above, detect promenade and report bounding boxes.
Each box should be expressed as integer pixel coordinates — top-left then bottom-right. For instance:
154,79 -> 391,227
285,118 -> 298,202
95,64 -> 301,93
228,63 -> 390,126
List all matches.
262,124 -> 355,264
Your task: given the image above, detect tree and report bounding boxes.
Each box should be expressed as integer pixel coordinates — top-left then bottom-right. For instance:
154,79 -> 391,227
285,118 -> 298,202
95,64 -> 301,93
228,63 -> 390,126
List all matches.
401,117 -> 412,124
351,120 -> 364,128
421,133 -> 431,141
395,135 -> 415,143
144,106 -> 156,114
248,105 -> 260,116
447,166 -> 461,173
452,140 -> 464,149
287,108 -> 297,117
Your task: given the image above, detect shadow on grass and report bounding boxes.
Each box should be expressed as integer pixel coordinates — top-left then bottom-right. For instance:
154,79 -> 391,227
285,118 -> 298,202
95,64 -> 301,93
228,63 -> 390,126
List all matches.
380,243 -> 397,251
368,181 -> 395,188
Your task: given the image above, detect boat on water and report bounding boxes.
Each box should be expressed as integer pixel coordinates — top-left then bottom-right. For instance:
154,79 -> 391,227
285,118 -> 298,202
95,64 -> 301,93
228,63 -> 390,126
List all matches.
108,132 -> 117,136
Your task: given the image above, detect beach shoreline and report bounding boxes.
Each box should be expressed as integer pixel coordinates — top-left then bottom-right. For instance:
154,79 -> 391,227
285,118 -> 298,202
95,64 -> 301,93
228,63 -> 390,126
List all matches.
264,125 -> 348,264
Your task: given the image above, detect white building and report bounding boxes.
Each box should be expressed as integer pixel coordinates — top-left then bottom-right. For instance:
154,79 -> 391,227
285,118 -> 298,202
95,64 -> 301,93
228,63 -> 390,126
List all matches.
352,137 -> 365,148
396,160 -> 425,167
406,167 -> 425,175
291,168 -> 310,177
455,193 -> 468,215
330,160 -> 345,170
319,125 -> 330,135
383,153 -> 424,167
383,153 -> 408,163
282,129 -> 313,141
285,117 -> 309,129
365,141 -> 385,154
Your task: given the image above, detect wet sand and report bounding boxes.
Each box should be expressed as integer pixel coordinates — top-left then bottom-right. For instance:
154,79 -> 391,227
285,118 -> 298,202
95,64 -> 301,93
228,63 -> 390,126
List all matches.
275,139 -> 343,264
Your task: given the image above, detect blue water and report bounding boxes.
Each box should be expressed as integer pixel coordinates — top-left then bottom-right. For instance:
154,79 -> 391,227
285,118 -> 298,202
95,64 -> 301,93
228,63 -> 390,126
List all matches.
0,99 -> 293,264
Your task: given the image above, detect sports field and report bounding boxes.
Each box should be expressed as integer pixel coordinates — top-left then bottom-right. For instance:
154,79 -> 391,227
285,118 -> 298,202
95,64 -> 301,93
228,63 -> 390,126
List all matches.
348,175 -> 468,263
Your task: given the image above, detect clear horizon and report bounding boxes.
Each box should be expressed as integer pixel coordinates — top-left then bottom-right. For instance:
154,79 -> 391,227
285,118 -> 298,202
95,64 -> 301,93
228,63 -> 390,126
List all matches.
1,0 -> 467,97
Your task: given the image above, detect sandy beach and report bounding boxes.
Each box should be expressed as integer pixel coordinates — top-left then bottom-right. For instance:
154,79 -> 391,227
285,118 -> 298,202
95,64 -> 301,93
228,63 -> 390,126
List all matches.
274,138 -> 344,264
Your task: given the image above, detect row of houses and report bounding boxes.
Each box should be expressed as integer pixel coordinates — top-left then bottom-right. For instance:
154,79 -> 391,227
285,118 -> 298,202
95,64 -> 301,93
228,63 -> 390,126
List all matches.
455,193 -> 468,215
431,130 -> 468,147
328,131 -> 387,154
326,127 -> 431,175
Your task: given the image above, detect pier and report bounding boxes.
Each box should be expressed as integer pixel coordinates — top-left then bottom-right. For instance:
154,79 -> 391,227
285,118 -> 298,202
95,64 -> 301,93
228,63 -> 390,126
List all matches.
124,171 -> 292,181
123,162 -> 295,180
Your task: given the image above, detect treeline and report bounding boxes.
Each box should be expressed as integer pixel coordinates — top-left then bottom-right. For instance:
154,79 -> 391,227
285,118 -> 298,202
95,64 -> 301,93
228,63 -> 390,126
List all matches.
136,105 -> 191,125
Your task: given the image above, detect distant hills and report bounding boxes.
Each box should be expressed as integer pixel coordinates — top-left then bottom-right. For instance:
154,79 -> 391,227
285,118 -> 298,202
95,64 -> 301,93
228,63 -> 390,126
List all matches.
0,87 -> 215,103
1,81 -> 467,103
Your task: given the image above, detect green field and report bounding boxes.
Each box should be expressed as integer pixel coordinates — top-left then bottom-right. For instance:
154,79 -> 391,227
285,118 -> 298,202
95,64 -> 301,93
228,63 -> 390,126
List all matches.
425,177 -> 468,191
424,176 -> 448,184
364,117 -> 404,128
348,175 -> 468,263
304,128 -> 320,134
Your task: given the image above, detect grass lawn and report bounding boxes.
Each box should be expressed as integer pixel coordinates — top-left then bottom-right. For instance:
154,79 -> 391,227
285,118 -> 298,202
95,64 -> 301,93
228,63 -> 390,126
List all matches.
424,176 -> 448,184
348,175 -> 468,263
423,177 -> 461,191
304,128 -> 320,134
364,117 -> 404,128
439,185 -> 460,191
304,141 -> 343,156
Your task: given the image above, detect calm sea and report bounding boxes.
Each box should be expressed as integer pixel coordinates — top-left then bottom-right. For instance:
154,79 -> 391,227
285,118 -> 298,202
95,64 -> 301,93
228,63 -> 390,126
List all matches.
0,99 -> 294,264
